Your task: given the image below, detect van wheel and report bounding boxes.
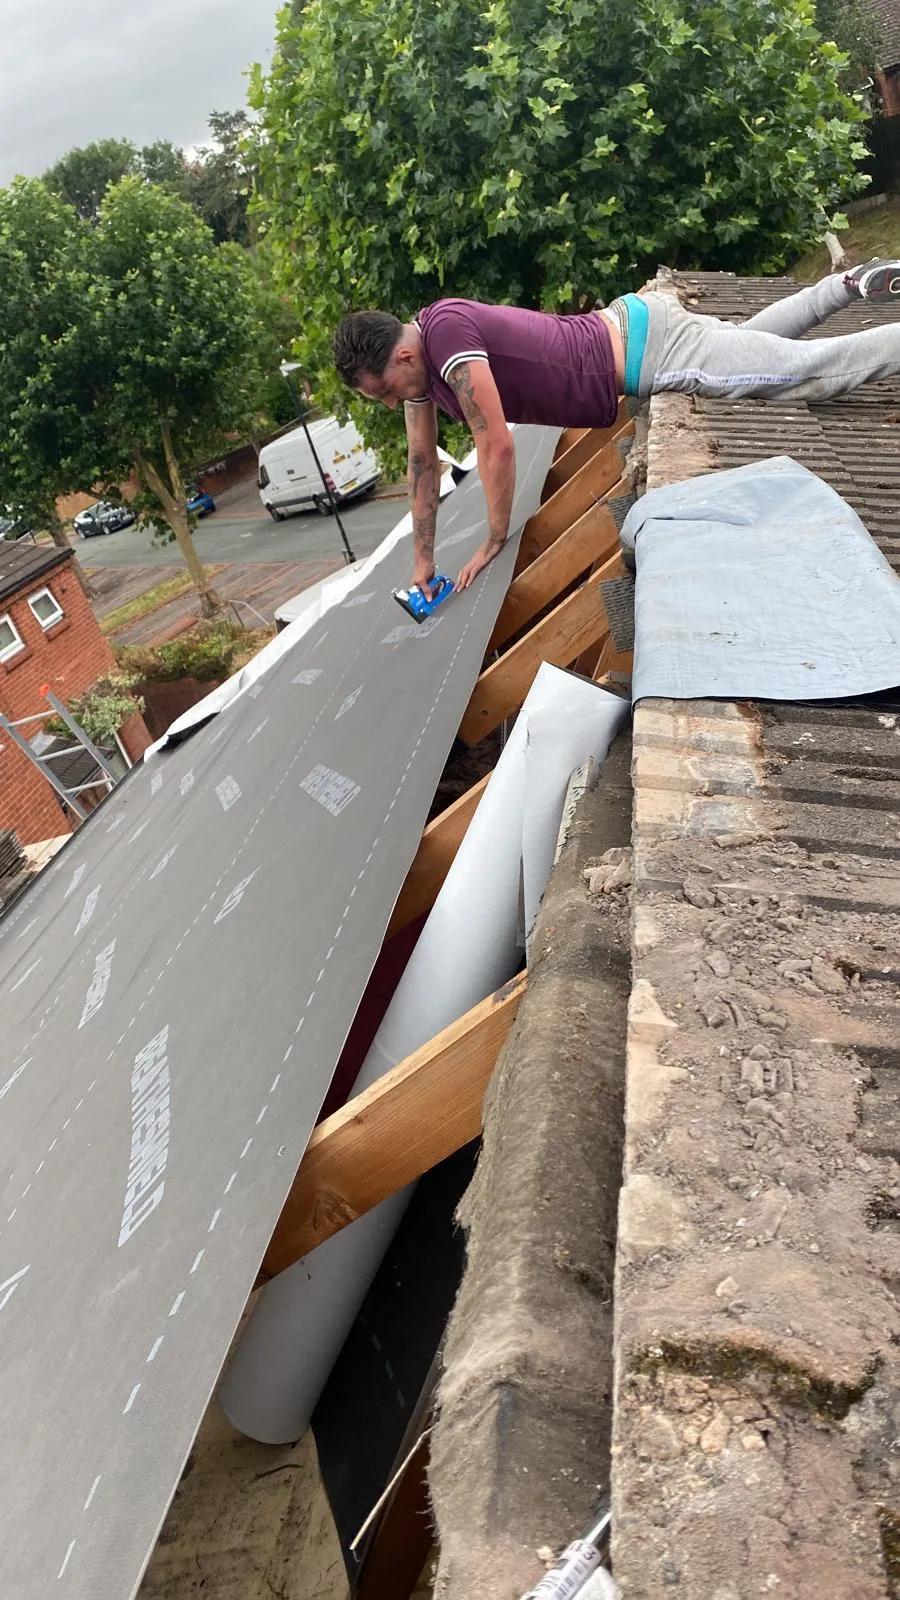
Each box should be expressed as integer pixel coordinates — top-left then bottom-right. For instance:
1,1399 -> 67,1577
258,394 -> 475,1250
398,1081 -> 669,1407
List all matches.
268,506 -> 284,522
314,495 -> 335,517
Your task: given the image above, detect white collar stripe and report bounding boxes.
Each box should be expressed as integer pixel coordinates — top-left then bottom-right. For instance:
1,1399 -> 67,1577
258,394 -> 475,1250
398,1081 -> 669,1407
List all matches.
440,351 -> 489,381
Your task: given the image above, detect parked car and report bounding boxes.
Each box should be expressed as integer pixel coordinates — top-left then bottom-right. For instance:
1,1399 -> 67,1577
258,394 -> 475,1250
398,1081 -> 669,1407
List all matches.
257,417 -> 379,520
186,485 -> 216,517
0,507 -> 34,541
73,501 -> 136,538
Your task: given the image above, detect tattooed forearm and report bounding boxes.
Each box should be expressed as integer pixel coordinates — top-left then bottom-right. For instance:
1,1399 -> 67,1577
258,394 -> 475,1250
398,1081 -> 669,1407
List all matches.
447,361 -> 488,434
408,449 -> 439,509
413,515 -> 436,573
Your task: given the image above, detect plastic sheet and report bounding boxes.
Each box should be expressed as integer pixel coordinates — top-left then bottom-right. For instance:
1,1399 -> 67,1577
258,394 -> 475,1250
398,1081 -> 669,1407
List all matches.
220,665 -> 628,1442
621,456 -> 900,702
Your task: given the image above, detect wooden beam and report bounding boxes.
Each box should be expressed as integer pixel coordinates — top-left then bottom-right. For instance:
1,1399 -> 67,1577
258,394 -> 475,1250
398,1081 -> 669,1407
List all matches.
262,975 -> 526,1277
593,632 -> 634,683
543,406 -> 631,500
573,637 -> 606,679
552,426 -> 590,460
516,433 -> 632,575
386,773 -> 490,939
459,553 -> 624,747
488,498 -> 619,652
515,465 -> 629,578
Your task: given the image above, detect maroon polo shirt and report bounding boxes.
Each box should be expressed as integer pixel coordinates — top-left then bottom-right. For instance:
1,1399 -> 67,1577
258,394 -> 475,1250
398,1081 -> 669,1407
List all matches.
411,297 -> 619,428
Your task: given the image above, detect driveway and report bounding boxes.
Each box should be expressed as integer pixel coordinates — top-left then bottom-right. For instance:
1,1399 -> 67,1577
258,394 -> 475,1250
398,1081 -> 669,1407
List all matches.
78,482 -> 406,569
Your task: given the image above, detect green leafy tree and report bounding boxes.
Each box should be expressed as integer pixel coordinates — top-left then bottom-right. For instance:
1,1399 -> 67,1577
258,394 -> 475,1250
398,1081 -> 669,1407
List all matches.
41,114 -> 257,243
138,139 -> 193,193
44,137 -> 138,220
814,0 -> 882,85
252,0 -> 868,467
190,110 -> 258,246
0,178 -> 261,614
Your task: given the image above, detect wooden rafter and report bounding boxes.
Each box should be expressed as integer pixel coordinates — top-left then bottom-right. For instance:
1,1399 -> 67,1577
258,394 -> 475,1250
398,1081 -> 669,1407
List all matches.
542,401 -> 631,499
387,773 -> 491,938
459,552 -> 626,746
261,975 -> 526,1278
488,497 -> 620,652
515,467 -> 629,579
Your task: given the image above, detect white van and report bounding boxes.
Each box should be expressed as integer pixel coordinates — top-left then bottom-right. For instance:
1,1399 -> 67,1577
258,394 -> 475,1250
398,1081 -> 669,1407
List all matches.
257,417 -> 379,520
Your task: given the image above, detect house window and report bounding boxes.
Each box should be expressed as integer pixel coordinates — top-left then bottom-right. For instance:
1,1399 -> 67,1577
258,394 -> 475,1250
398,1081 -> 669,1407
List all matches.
28,586 -> 64,630
0,612 -> 24,662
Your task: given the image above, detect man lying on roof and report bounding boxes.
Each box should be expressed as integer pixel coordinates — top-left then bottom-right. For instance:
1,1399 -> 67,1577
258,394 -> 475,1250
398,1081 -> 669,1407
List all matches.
333,260 -> 900,595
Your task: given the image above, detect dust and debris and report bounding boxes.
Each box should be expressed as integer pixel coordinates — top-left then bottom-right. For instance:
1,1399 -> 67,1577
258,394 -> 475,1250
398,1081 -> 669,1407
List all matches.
615,827 -> 899,1599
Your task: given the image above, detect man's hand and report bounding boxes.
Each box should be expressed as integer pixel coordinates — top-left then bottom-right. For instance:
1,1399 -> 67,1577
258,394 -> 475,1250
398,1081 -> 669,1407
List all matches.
412,560 -> 436,600
455,544 -> 498,591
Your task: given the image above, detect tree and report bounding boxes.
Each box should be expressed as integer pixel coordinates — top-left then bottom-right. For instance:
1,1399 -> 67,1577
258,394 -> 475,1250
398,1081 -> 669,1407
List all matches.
41,114 -> 258,244
813,0 -> 882,87
189,111 -> 258,246
138,139 -> 193,193
0,178 -> 261,615
251,0 -> 869,467
44,138 -> 138,220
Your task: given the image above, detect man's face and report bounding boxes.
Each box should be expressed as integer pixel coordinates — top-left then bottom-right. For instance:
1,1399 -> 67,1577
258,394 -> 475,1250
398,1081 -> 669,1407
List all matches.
356,338 -> 428,410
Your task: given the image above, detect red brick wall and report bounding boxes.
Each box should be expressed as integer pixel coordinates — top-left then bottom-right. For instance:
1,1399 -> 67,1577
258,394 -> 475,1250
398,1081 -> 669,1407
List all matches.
0,557 -> 150,844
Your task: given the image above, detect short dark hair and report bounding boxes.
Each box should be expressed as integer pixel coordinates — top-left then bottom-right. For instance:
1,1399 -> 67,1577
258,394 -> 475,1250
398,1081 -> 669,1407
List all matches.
333,311 -> 403,387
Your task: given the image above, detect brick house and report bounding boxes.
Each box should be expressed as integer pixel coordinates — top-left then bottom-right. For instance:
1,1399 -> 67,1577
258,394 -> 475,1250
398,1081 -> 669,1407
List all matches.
0,541 -> 151,845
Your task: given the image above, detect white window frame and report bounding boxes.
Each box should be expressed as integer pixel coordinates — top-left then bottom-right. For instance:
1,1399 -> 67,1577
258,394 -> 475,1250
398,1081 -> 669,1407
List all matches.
28,585 -> 64,631
0,612 -> 24,662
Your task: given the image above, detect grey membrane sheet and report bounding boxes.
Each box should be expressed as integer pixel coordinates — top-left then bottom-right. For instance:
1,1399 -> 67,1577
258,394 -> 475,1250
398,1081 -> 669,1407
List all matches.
0,424 -> 559,1600
621,455 -> 900,702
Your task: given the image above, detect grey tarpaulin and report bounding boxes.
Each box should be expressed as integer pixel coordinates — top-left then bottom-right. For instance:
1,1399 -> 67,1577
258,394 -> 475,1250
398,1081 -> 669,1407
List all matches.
0,425 -> 559,1600
620,456 -> 900,702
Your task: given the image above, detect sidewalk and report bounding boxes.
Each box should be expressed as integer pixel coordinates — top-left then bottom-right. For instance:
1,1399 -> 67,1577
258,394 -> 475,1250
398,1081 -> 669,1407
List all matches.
91,559 -> 344,647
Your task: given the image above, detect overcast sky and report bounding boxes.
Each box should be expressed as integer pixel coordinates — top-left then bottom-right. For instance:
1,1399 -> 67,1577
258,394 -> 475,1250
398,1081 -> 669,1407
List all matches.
0,0 -> 278,185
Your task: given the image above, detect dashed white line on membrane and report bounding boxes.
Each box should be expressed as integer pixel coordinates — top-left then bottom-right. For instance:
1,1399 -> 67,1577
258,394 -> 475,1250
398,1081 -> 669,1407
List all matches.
57,1539 -> 76,1579
270,1073 -> 281,1091
282,1044 -> 292,1062
224,1173 -> 237,1194
256,1104 -> 268,1125
147,1336 -> 165,1363
83,1475 -> 101,1512
169,1291 -> 186,1318
208,1209 -> 222,1232
123,1384 -> 141,1414
190,1249 -> 205,1274
240,1138 -> 253,1160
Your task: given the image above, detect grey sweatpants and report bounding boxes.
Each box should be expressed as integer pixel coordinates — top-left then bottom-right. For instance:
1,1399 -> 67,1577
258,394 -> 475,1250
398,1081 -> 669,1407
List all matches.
636,273 -> 900,402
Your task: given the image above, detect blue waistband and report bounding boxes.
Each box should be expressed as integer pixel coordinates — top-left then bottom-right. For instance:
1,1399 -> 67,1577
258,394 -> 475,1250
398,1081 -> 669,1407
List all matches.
621,293 -> 649,396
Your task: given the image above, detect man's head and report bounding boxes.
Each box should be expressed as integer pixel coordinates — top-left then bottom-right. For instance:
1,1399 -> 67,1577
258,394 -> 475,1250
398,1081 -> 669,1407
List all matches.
333,311 -> 428,409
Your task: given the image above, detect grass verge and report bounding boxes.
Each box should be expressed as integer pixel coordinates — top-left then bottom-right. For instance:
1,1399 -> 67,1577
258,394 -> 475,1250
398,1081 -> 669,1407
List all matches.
791,196 -> 900,281
100,568 -> 224,635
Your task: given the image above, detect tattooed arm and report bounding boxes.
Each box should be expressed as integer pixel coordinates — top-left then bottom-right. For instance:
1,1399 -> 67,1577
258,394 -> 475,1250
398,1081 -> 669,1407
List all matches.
404,400 -> 441,597
446,361 -> 516,591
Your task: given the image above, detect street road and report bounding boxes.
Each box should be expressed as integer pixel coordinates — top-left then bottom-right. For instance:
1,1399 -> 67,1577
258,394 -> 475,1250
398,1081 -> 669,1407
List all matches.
79,490 -> 406,569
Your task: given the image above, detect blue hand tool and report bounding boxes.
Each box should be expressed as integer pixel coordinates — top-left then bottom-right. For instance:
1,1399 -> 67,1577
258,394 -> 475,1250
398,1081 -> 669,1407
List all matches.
392,574 -> 455,623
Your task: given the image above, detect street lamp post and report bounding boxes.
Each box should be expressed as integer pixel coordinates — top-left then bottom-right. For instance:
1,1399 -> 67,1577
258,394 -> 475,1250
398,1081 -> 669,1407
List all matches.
279,363 -> 356,565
